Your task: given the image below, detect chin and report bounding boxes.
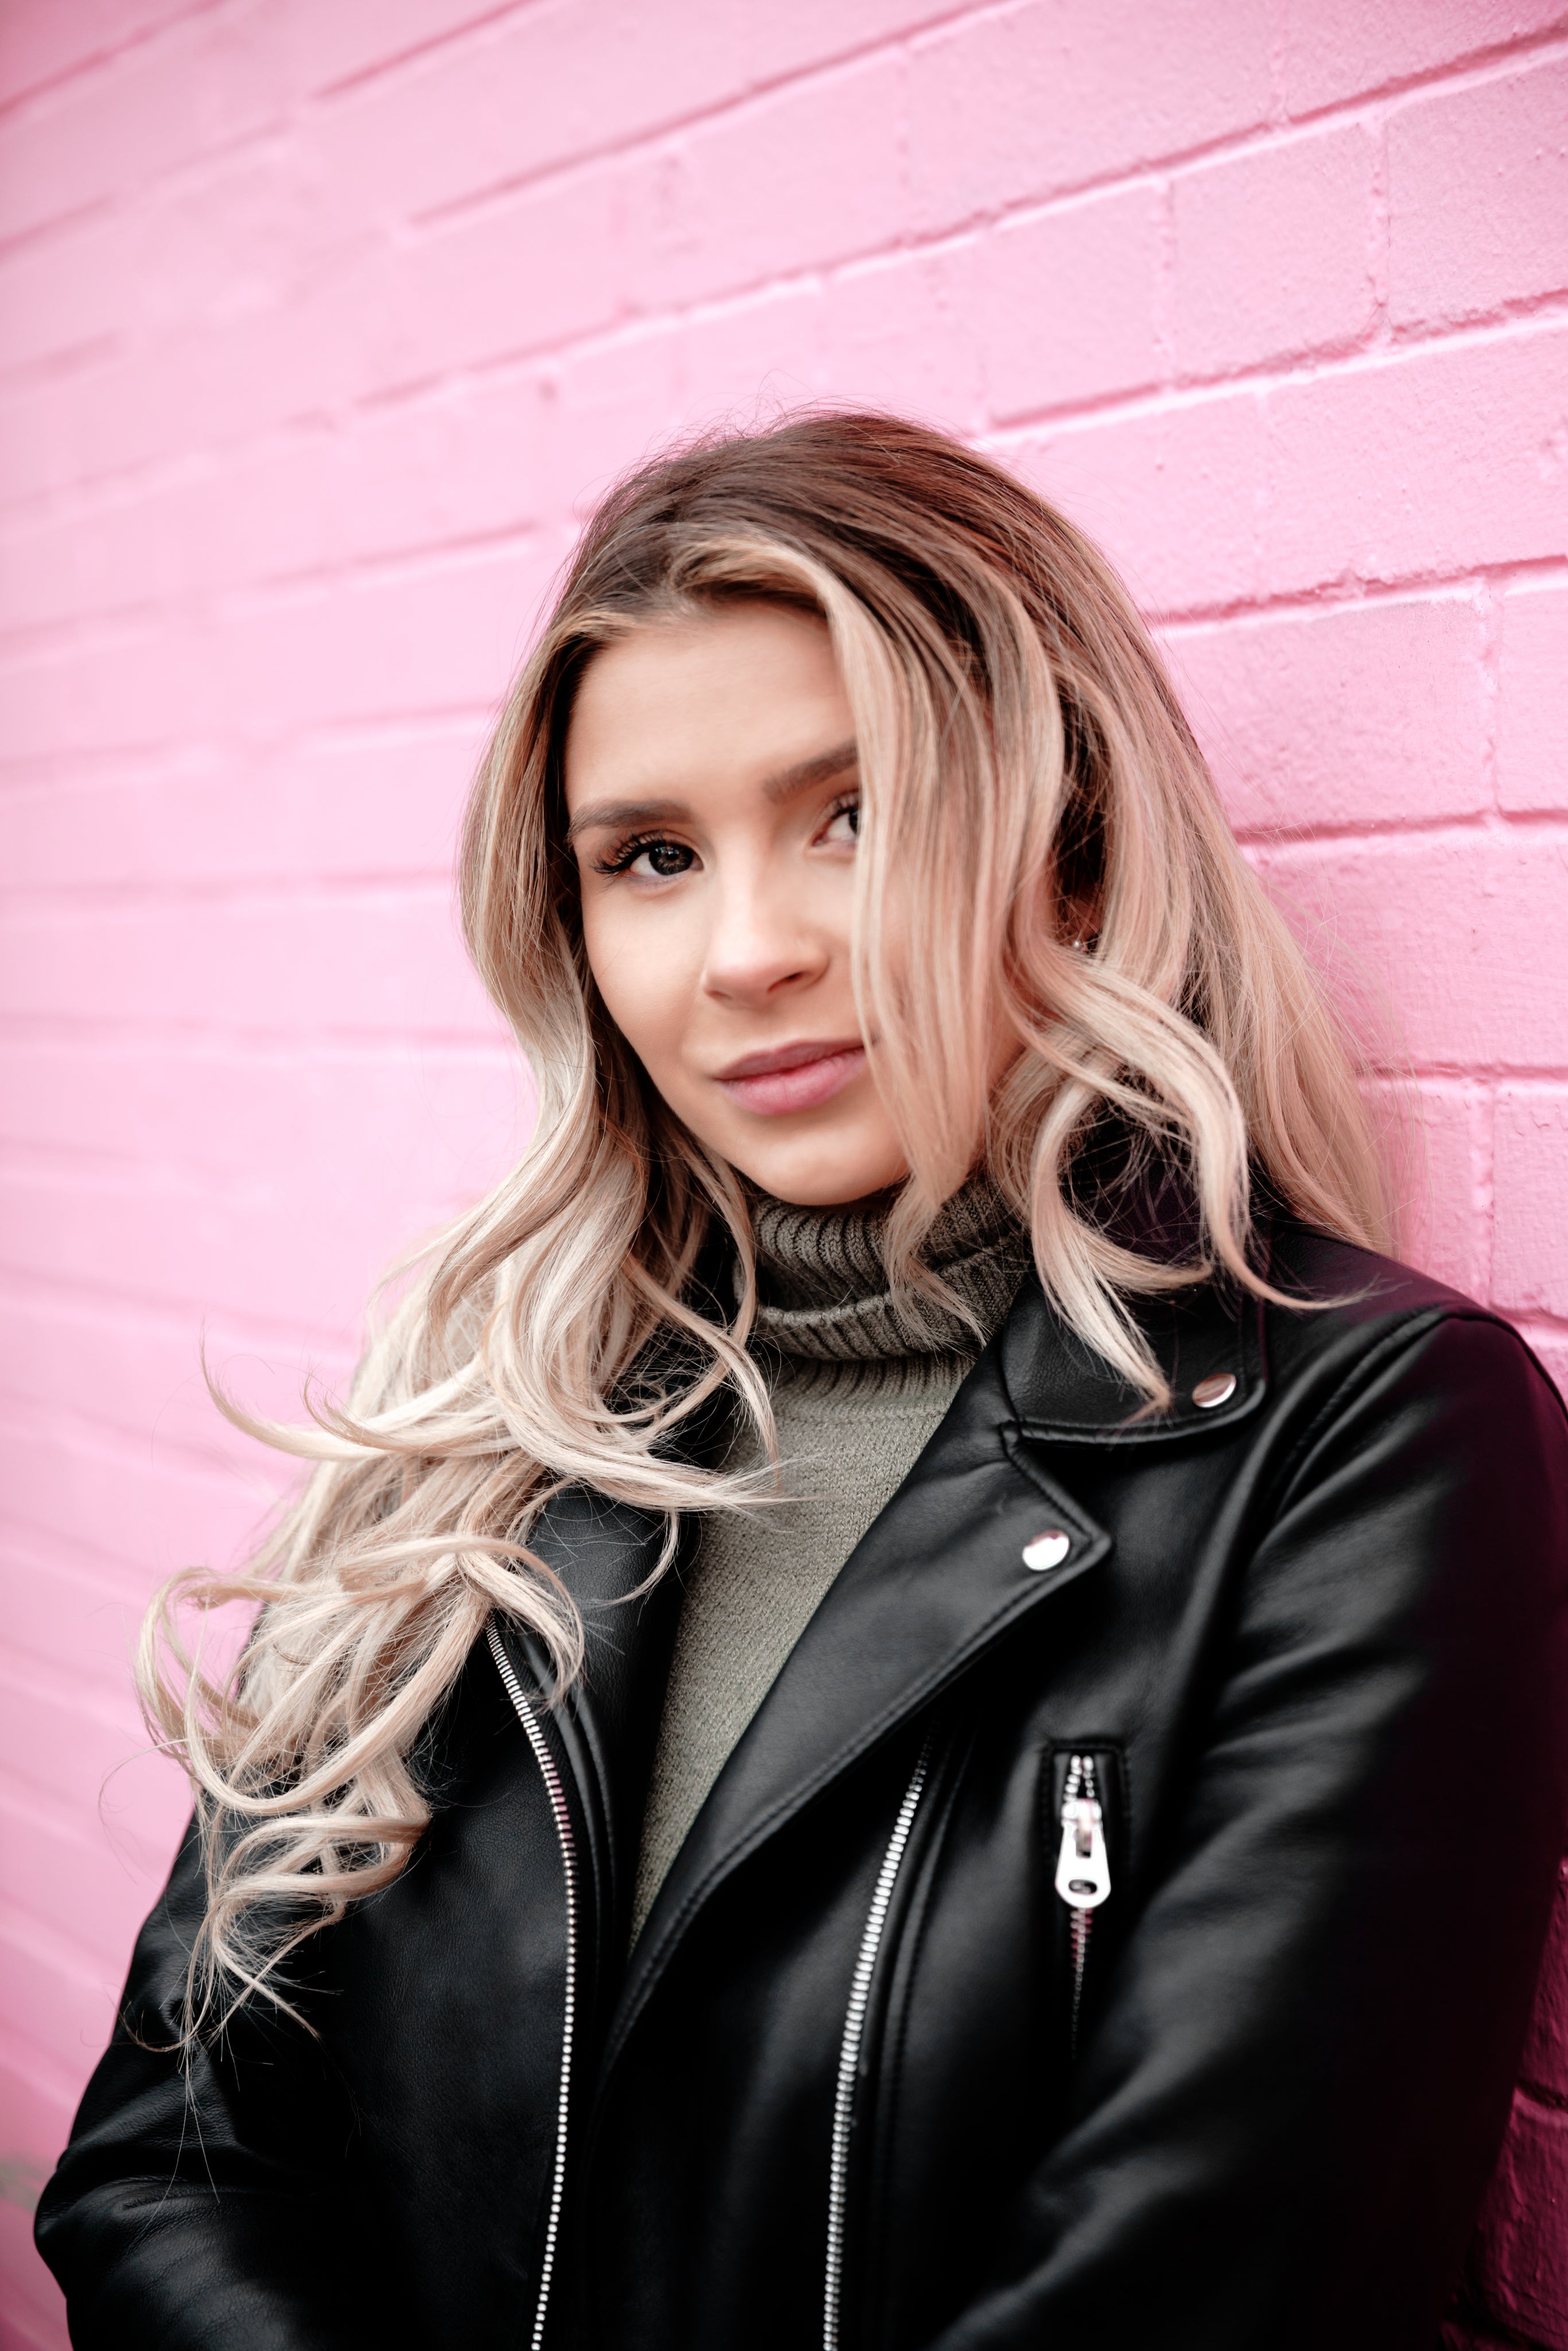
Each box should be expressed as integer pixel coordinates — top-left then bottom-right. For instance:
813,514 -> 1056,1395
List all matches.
726,1128 -> 910,1209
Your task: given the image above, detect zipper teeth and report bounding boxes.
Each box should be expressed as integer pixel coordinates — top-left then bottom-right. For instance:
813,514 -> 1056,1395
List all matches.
1064,1752 -> 1097,2061
1069,1904 -> 1093,2057
823,1735 -> 934,2351
488,1623 -> 578,2351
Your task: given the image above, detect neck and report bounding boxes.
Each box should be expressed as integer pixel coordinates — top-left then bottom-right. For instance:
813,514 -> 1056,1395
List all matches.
745,1173 -> 1031,1366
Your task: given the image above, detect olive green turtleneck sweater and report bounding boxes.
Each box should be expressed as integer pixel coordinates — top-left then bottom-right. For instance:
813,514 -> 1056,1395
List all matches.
630,1179 -> 1030,1943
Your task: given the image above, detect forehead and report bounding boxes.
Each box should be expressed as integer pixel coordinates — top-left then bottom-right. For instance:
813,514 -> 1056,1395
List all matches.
562,604 -> 849,805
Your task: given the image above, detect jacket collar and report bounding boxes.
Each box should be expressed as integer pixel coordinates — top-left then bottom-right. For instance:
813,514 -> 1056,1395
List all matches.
599,1314 -> 1111,2076
1001,1261 -> 1268,1443
509,1249 -> 1272,2078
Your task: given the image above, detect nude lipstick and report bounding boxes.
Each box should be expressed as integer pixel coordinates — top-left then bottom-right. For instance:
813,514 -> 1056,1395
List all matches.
713,1037 -> 868,1116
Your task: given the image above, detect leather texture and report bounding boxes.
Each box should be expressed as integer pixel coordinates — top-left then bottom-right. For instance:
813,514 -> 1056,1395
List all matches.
35,1222 -> 1568,2350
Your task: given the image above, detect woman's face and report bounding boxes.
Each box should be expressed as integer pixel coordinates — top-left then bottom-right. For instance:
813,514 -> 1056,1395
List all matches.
564,602 -> 909,1206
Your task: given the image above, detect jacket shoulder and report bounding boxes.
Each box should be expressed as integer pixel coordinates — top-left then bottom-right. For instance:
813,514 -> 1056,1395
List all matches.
1261,1218 -> 1563,1423
998,1215 -> 1563,1445
1266,1218 -> 1477,1322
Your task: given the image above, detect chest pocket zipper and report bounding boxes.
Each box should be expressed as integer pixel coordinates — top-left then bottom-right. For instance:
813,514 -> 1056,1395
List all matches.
1055,1751 -> 1113,2058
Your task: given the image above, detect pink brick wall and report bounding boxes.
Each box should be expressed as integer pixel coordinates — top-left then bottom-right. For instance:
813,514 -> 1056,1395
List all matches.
1,5 -> 1565,2343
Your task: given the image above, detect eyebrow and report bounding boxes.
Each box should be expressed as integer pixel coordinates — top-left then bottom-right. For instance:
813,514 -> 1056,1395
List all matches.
763,738 -> 859,804
564,739 -> 858,846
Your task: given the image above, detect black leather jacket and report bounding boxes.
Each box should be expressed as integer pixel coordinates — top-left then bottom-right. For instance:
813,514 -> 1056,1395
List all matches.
37,1223 -> 1568,2351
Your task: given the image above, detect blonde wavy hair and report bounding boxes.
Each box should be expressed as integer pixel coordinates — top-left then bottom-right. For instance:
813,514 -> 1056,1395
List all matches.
142,409 -> 1392,2035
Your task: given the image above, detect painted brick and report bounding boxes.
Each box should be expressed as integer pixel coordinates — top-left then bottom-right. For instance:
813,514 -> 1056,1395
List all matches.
546,328 -> 688,519
0,495 -> 165,644
0,2197 -> 73,2348
0,1038 -> 521,1194
1388,56 -> 1568,332
0,725 -> 485,889
0,1046 -> 523,1357
0,1415 -> 281,1595
0,1790 -> 164,1972
0,1159 -> 469,1342
1365,1078 -> 1487,1299
1492,1089 -> 1568,1319
0,1903 -> 127,2093
294,169 -> 633,410
674,283 -> 825,428
740,0 -> 940,87
1464,2089 -> 1568,2351
211,545 -> 549,739
0,2054 -> 73,2221
1526,1329 -> 1568,1407
1172,123 -> 1376,378
810,251 -> 987,433
0,208 -> 141,384
1,540 -> 544,762
907,0 -> 1275,231
0,10 -> 290,250
0,1650 -> 163,1830
305,1 -> 919,267
276,0 -> 534,100
1,187 -> 609,492
1522,1864 -> 1568,2102
0,344 -> 166,513
624,53 -> 910,314
0,1276 -> 364,1465
1251,832 -> 1568,1068
1,618 -> 217,763
0,1294 -> 262,1473
973,186 -> 1161,421
1282,0 -> 1568,116
1497,580 -> 1568,814
1262,324 -> 1568,593
0,376 -> 560,637
311,0 -> 752,235
0,893 -> 500,1039
1165,593 -> 1489,835
0,0 -> 197,110
3,3 -> 1568,2344
1005,385 -> 1264,616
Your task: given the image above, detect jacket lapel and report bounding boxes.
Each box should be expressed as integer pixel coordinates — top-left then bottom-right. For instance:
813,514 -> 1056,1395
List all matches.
601,1308 -> 1112,2071
497,1260 -> 1270,2073
498,1485 -> 684,1981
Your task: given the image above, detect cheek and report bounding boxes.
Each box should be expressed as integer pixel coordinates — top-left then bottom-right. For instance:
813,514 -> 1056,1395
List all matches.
580,894 -> 697,1081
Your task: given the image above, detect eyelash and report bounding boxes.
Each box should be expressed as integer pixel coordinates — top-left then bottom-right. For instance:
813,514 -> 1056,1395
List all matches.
589,792 -> 860,879
590,830 -> 680,879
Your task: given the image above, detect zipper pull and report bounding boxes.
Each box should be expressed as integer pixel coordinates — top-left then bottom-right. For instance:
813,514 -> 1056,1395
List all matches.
1054,1755 -> 1111,1908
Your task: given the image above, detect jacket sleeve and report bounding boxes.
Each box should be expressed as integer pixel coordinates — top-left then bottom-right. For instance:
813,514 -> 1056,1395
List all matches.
936,1310 -> 1568,2351
33,1815 -> 377,2351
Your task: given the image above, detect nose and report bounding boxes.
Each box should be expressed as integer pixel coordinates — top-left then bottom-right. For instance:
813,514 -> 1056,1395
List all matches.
700,858 -> 829,1006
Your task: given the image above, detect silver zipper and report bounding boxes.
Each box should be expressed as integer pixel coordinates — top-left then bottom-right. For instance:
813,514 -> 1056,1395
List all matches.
824,1736 -> 934,2351
1054,1752 -> 1111,2057
488,1622 -> 579,2351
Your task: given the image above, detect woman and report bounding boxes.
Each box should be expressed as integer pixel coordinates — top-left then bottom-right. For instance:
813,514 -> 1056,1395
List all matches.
37,412 -> 1568,2351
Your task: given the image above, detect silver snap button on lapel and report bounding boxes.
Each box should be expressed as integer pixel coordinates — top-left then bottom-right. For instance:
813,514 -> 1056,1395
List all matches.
1023,1529 -> 1071,1573
1192,1371 -> 1237,1410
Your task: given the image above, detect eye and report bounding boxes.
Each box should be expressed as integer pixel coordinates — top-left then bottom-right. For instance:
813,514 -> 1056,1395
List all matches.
593,834 -> 697,881
635,840 -> 694,879
820,794 -> 860,846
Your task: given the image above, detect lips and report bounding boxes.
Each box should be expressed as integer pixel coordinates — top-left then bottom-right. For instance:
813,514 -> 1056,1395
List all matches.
713,1037 -> 868,1117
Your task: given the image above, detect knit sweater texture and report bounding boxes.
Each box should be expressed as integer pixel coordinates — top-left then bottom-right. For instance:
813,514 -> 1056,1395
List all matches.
630,1178 -> 1030,1943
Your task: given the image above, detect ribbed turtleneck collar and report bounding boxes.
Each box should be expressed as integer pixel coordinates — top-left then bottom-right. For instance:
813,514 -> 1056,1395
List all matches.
747,1173 -> 1031,1364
